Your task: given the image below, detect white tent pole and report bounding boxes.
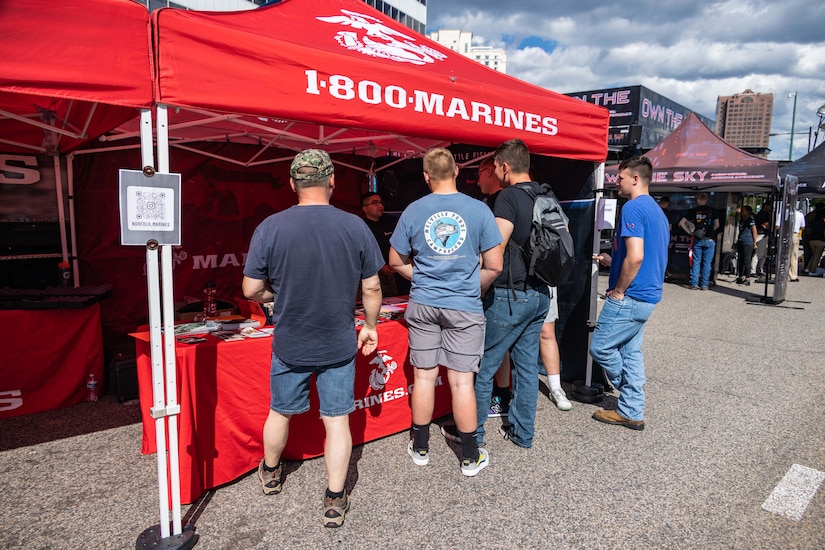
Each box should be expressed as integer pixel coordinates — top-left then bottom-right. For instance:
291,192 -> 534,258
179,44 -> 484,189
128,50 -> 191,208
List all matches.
53,156 -> 69,265
156,104 -> 184,536
66,154 -> 80,286
141,109 -> 155,168
586,162 -> 606,387
146,241 -> 170,540
140,108 -> 171,540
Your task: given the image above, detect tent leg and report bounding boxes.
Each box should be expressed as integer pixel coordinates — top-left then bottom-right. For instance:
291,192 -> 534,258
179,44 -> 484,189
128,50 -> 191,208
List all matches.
571,162 -> 605,404
137,107 -> 194,549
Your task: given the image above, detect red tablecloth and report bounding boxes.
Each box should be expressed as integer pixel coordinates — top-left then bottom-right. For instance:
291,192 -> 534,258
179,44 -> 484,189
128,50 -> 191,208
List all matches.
134,319 -> 452,504
0,304 -> 104,418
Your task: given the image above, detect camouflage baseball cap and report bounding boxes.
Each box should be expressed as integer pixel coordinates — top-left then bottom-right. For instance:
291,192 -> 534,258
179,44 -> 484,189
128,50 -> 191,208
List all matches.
290,149 -> 334,180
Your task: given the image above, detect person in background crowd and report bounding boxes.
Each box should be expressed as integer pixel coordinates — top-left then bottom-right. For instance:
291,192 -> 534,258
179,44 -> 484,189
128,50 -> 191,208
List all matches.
752,201 -> 773,278
389,147 -> 502,477
679,193 -> 720,290
803,204 -> 825,275
735,205 -> 758,286
783,205 -> 806,282
473,156 -> 514,418
475,156 -> 504,208
658,195 -> 677,279
658,195 -> 674,232
470,139 -> 554,449
361,191 -> 410,296
243,149 -> 383,528
590,156 -> 668,431
801,203 -> 823,269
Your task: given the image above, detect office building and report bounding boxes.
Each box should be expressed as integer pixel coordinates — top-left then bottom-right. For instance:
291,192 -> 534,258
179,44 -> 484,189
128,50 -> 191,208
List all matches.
363,0 -> 427,34
144,0 -> 427,34
428,29 -> 507,73
715,89 -> 774,158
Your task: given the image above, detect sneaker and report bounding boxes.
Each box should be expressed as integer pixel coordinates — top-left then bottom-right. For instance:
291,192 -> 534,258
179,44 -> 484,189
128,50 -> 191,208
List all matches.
498,424 -> 515,442
743,280 -> 751,286
488,395 -> 510,417
322,493 -> 350,528
257,458 -> 282,495
407,440 -> 429,466
460,447 -> 489,477
549,387 -> 572,411
440,423 -> 461,443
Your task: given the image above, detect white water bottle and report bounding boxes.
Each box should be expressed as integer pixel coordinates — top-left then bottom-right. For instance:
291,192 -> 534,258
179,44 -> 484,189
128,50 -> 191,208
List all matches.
86,373 -> 99,402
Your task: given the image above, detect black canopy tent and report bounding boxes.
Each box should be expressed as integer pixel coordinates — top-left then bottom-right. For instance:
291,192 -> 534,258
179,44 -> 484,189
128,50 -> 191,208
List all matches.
780,141 -> 825,196
604,113 -> 790,302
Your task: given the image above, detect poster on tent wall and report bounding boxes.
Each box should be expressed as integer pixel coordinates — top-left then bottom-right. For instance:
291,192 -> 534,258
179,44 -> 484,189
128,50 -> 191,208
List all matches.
73,146 -> 371,335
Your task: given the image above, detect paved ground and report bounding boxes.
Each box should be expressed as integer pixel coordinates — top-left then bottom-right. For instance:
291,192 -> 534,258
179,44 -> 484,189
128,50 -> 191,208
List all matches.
1,273 -> 823,549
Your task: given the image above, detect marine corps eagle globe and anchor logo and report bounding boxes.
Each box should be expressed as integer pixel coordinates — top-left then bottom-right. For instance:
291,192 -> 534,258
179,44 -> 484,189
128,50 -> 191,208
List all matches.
316,10 -> 447,66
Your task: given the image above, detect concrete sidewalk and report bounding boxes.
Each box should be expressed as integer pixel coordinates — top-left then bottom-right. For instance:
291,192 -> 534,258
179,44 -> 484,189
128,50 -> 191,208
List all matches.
1,274 -> 823,549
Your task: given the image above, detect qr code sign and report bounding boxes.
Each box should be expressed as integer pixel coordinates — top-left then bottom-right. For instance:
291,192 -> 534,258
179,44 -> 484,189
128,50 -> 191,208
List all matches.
127,185 -> 175,231
135,190 -> 166,220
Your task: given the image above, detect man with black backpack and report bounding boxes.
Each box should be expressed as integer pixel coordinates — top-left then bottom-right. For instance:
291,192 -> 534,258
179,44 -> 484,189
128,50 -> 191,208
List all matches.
678,193 -> 719,290
470,139 -> 555,449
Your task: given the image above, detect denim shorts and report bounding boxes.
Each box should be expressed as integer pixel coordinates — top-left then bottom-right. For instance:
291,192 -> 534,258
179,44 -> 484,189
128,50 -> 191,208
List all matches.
268,353 -> 355,417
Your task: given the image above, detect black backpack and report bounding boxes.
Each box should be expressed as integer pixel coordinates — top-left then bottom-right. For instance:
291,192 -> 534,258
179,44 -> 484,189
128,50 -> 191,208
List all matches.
511,182 -> 575,287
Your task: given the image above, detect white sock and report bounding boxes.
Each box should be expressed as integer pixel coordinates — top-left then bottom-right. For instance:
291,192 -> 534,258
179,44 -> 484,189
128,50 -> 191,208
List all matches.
548,374 -> 561,391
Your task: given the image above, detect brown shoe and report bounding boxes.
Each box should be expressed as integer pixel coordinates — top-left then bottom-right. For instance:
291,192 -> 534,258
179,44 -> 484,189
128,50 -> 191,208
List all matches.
257,458 -> 283,495
323,493 -> 350,528
592,409 -> 644,430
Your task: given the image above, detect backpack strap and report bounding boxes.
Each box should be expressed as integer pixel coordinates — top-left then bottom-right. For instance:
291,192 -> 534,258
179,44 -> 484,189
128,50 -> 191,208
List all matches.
504,182 -> 539,299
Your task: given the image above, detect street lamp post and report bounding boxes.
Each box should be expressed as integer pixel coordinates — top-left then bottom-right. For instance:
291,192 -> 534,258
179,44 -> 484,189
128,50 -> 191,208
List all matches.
789,92 -> 798,160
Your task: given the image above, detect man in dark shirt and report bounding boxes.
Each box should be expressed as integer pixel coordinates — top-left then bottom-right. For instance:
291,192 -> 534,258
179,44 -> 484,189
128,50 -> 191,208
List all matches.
361,192 -> 409,296
753,201 -> 773,278
243,149 -> 383,528
678,193 -> 719,290
472,139 -> 552,449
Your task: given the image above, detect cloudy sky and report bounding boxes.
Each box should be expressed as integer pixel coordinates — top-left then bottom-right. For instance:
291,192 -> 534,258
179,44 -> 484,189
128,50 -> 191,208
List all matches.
426,0 -> 825,161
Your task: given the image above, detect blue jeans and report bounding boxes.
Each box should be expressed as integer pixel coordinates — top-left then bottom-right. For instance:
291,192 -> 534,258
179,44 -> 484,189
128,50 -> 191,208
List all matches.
690,238 -> 716,288
589,296 -> 656,421
475,286 -> 549,447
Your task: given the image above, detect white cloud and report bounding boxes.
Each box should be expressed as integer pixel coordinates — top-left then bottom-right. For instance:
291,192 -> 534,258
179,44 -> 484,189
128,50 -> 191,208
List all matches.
427,0 -> 825,160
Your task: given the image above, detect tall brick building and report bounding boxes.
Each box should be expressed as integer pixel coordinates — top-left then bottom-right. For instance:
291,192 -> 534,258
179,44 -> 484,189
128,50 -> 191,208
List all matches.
715,89 -> 774,158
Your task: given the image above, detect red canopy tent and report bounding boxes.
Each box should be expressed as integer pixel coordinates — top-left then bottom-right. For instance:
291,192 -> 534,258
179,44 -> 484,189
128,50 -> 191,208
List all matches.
90,0 -> 608,167
0,0 -> 153,155
605,112 -> 779,192
75,0 -> 612,354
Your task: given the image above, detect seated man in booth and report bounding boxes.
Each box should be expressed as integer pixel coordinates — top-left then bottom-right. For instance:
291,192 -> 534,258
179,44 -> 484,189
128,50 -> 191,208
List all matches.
361,191 -> 410,296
